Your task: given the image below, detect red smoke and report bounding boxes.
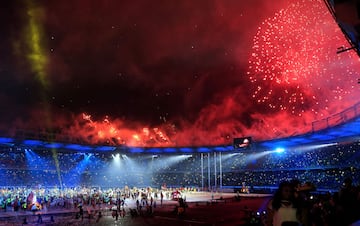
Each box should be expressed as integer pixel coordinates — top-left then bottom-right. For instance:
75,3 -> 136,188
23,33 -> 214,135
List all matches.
2,0 -> 360,147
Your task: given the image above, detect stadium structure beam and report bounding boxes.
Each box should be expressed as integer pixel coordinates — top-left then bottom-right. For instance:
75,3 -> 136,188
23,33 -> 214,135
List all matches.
201,153 -> 204,191
208,153 -> 210,190
219,152 -> 222,190
214,152 -> 217,190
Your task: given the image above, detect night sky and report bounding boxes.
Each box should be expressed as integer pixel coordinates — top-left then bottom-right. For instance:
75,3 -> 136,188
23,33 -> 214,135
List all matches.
0,0 -> 359,147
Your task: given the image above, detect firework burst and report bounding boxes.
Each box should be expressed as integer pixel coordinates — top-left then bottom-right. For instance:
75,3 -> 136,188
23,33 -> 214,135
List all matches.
248,0 -> 359,116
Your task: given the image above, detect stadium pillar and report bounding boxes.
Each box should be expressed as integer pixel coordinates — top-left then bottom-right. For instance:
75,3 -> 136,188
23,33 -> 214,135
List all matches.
219,152 -> 222,190
201,153 -> 204,191
214,152 -> 217,190
208,153 -> 211,191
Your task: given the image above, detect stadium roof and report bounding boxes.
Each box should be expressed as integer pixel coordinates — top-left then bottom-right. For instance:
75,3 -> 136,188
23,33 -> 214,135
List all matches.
324,0 -> 360,56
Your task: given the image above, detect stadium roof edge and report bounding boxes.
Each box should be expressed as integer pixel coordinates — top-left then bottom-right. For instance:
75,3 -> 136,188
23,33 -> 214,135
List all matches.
1,103 -> 360,153
0,116 -> 359,153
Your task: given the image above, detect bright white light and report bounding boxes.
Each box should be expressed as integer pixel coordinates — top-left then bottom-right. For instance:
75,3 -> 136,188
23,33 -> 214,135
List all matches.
275,148 -> 285,153
295,143 -> 338,152
111,153 -> 121,167
32,194 -> 37,204
85,154 -> 92,160
112,153 -> 120,161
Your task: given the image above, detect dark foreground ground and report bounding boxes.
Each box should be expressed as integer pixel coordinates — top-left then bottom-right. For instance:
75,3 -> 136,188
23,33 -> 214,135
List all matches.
0,193 -> 271,226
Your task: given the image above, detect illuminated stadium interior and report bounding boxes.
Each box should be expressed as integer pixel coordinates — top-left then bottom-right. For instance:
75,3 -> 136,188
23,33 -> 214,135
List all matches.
1,103 -> 360,190
1,0 -> 360,225
0,0 -> 360,192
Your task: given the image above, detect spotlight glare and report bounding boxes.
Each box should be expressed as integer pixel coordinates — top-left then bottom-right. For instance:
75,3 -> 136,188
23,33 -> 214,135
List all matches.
112,153 -> 120,160
275,148 -> 285,153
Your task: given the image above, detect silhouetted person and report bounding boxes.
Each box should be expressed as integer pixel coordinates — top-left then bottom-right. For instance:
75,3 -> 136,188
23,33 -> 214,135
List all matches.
13,196 -> 19,211
22,217 -> 28,225
78,205 -> 84,220
37,214 -> 43,224
266,181 -> 301,226
160,192 -> 164,206
339,178 -> 358,225
96,211 -> 102,223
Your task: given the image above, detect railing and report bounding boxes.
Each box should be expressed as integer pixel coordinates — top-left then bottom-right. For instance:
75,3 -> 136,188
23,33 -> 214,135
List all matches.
311,102 -> 360,132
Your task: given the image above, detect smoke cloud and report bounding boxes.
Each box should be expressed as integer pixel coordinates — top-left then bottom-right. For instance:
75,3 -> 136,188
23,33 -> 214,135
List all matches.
0,0 -> 359,147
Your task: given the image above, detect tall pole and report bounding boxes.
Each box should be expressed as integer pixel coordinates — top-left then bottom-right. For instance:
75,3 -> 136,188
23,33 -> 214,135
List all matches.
201,153 -> 204,191
214,152 -> 217,190
208,153 -> 211,191
219,152 -> 222,190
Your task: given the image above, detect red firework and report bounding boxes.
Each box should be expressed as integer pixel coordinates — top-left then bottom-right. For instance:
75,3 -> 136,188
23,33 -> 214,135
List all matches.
247,0 -> 359,116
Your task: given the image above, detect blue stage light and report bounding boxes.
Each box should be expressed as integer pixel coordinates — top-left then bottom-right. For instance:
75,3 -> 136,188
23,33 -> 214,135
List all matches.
23,139 -> 43,146
44,143 -> 64,149
197,147 -> 210,153
95,146 -> 116,151
163,148 -> 177,153
0,137 -> 14,143
129,147 -> 144,153
64,144 -> 92,151
179,147 -> 193,153
275,147 -> 285,153
147,148 -> 161,153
